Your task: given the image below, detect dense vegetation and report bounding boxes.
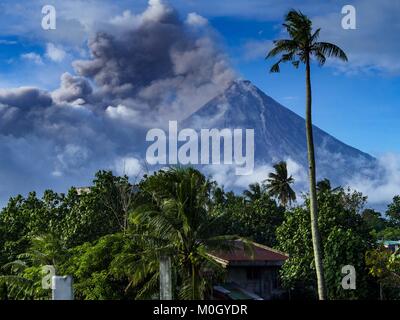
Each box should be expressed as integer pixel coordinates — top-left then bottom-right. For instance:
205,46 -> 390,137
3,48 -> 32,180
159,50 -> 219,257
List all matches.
0,166 -> 399,300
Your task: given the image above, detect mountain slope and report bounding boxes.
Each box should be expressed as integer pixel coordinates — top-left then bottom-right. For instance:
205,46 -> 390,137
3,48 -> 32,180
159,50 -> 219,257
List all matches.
183,80 -> 375,186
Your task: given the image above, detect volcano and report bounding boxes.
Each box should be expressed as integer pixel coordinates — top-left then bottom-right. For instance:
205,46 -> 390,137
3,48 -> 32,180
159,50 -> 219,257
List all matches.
182,80 -> 376,186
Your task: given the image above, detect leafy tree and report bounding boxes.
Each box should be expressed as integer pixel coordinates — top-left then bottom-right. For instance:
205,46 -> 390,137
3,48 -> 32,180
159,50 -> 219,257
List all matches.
366,196 -> 400,241
276,186 -> 374,299
267,10 -> 348,300
324,227 -> 371,299
60,171 -> 136,247
217,186 -> 284,246
0,170 -> 139,299
377,227 -> 400,241
61,233 -> 136,300
386,196 -> 400,227
0,192 -> 65,267
366,246 -> 400,299
361,209 -> 387,238
265,161 -> 296,207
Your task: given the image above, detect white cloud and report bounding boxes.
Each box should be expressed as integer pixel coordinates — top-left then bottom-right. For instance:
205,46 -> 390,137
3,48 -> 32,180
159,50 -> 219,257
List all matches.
345,153 -> 400,205
106,105 -> 139,124
205,159 -> 305,190
286,157 -> 307,184
46,43 -> 67,62
186,13 -> 208,27
108,9 -> 144,30
21,52 -> 43,65
114,156 -> 143,178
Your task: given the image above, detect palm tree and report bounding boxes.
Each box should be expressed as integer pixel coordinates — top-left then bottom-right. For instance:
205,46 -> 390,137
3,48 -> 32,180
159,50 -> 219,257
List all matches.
316,178 -> 332,193
265,161 -> 296,207
130,167 -> 239,299
266,10 -> 348,300
243,183 -> 263,202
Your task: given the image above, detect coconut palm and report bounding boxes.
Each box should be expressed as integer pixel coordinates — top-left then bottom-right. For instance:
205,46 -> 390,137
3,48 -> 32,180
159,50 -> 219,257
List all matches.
265,161 -> 296,207
130,167 -> 239,300
243,183 -> 264,202
266,10 -> 348,300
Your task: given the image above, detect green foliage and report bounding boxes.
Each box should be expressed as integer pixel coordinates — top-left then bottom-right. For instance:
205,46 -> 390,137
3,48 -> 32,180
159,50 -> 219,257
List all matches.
61,171 -> 135,246
366,246 -> 400,299
61,233 -> 136,300
0,234 -> 65,300
0,167 -> 395,301
276,185 -> 374,299
215,184 -> 284,246
324,227 -> 370,299
131,167 -> 236,300
0,170 -> 137,299
386,196 -> 400,226
362,209 -> 387,235
377,227 -> 400,241
364,196 -> 400,241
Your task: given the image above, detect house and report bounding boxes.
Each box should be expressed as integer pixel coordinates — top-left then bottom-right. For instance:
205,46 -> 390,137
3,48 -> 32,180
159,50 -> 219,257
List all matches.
209,240 -> 289,300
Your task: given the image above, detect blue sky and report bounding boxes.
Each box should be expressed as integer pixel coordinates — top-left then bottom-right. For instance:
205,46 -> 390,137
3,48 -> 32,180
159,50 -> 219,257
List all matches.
0,0 -> 399,207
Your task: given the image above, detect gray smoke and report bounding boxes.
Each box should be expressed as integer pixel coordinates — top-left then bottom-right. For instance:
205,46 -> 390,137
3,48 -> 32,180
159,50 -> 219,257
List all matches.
0,0 -> 236,206
73,0 -> 235,125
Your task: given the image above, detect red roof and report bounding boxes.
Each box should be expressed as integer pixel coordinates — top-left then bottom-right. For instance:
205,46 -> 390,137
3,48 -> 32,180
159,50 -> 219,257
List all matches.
209,240 -> 288,265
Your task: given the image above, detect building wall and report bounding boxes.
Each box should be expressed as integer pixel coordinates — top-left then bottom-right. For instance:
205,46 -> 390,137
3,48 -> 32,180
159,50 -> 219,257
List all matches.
226,266 -> 283,299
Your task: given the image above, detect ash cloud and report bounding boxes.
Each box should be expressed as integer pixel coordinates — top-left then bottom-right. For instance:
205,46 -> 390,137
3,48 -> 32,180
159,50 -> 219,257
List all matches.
52,73 -> 93,104
0,0 -> 235,206
73,0 -> 235,125
0,87 -> 52,109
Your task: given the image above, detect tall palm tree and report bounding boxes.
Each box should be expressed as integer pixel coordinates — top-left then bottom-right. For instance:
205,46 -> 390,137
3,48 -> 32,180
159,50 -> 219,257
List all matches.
265,161 -> 296,207
266,10 -> 348,300
131,167 -> 238,299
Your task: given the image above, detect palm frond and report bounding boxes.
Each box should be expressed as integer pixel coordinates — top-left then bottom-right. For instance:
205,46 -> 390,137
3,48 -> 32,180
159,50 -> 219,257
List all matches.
314,42 -> 348,61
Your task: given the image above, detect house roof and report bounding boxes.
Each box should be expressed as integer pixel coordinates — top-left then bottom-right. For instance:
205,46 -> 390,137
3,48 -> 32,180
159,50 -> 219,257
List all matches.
208,240 -> 288,267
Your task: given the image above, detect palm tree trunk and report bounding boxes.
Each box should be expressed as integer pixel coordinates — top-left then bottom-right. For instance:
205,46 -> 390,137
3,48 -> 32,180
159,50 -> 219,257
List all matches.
305,56 -> 327,300
192,264 -> 196,300
191,264 -> 200,300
